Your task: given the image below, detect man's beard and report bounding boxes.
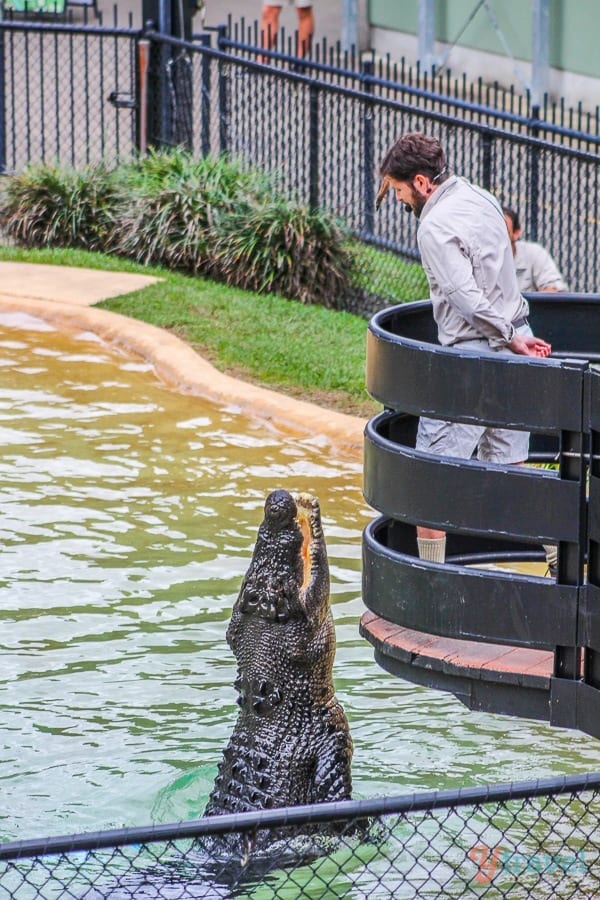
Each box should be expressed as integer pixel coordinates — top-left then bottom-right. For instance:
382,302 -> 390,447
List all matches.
408,185 -> 427,218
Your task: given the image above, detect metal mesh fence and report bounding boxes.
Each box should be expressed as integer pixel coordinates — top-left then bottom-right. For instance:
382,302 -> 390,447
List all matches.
2,773 -> 599,898
143,31 -> 600,300
0,18 -> 139,172
223,13 -> 600,144
2,12 -> 600,305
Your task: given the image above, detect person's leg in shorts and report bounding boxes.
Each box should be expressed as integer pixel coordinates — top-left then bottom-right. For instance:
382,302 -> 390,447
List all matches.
260,3 -> 282,57
294,0 -> 314,56
415,417 -> 485,562
260,1 -> 314,59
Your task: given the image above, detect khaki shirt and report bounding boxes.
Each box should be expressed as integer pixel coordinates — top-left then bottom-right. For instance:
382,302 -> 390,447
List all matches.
417,176 -> 528,348
514,240 -> 567,292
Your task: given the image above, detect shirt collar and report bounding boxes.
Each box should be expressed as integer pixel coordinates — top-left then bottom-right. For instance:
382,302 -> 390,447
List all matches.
418,174 -> 458,224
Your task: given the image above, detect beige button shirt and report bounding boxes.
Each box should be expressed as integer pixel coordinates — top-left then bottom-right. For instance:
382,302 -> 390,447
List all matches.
417,176 -> 529,347
514,240 -> 567,292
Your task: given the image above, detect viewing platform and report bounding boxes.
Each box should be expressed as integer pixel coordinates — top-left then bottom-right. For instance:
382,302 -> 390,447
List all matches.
360,294 -> 600,739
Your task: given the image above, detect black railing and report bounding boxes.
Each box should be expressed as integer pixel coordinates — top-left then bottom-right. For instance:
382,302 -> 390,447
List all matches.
362,294 -> 600,738
2,12 -> 600,302
218,15 -> 600,145
0,12 -> 140,170
1,772 -> 599,897
139,27 -> 600,297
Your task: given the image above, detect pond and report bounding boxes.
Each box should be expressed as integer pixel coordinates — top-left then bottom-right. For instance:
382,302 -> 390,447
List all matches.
1,311 -> 598,843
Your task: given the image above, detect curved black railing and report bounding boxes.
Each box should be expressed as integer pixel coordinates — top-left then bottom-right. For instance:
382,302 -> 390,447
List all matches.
362,294 -> 600,737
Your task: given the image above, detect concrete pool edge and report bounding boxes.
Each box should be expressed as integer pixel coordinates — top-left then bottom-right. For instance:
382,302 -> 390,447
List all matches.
0,293 -> 366,459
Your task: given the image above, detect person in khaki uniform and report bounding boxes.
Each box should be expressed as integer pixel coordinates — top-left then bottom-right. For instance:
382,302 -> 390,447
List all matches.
377,132 -> 554,570
503,206 -> 568,293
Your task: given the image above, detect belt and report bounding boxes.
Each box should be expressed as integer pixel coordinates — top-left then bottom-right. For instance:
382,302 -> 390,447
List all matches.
451,315 -> 530,346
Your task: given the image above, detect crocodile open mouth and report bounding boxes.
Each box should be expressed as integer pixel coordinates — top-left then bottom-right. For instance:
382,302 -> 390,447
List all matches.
294,493 -> 315,591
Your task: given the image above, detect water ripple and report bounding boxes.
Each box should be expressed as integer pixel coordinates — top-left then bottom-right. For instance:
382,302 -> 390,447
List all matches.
0,317 -> 598,840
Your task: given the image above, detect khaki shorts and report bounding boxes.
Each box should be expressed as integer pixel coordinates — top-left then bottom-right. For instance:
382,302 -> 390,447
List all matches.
415,329 -> 531,464
415,415 -> 530,464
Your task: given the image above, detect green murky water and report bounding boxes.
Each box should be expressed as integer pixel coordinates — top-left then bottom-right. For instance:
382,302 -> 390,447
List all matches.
0,311 -> 598,844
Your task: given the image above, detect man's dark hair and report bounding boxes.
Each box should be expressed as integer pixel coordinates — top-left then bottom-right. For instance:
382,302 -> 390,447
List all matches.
380,132 -> 447,182
502,206 -> 521,231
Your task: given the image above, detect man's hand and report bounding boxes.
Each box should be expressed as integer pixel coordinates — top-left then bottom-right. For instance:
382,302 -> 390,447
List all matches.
507,333 -> 552,357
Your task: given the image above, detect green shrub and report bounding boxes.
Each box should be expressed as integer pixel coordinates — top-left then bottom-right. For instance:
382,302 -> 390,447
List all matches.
0,151 -> 416,313
117,148 -> 271,199
212,197 -> 353,308
106,179 -> 214,271
107,150 -> 271,272
0,162 -> 115,250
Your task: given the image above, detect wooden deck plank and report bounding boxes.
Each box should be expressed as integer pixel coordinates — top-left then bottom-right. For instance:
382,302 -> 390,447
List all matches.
360,612 -> 554,688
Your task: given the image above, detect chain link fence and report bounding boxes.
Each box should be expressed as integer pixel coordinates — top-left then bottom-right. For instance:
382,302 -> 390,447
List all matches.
3,11 -> 600,310
0,14 -> 139,172
141,24 -> 600,304
209,39 -> 600,294
2,773 -> 599,898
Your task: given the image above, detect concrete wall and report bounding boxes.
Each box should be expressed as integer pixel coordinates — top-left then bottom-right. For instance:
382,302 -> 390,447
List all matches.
369,0 -> 600,108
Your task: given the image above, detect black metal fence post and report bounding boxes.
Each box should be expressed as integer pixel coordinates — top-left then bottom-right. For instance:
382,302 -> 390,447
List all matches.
143,19 -> 170,148
480,131 -> 493,190
579,369 -> 600,734
216,24 -> 230,157
197,31 -> 211,158
528,104 -> 541,242
551,362 -> 588,715
308,81 -> 319,210
362,57 -> 375,238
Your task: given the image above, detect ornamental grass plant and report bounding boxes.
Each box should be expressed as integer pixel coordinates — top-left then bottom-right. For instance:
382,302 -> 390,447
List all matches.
212,197 -> 352,307
0,151 -> 354,308
107,150 -> 272,273
0,162 -> 115,251
0,150 -> 428,315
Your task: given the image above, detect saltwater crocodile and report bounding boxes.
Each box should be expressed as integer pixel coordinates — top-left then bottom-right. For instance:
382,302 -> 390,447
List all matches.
203,489 -> 353,857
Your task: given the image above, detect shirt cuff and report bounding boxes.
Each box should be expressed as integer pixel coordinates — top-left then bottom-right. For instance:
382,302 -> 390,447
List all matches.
489,324 -> 515,349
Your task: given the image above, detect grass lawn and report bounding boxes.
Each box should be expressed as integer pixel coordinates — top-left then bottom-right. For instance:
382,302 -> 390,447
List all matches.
0,246 -> 383,418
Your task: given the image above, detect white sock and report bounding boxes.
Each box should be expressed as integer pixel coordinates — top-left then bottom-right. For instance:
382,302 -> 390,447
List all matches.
543,543 -> 558,571
417,536 -> 446,563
